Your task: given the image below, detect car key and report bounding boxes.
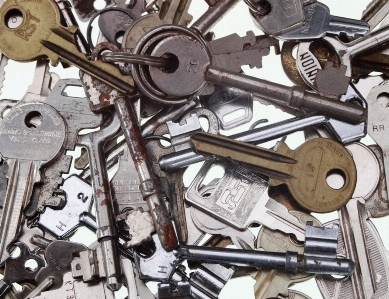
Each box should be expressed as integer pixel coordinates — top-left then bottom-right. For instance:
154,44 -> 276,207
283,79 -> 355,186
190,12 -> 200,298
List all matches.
277,2 -> 369,40
0,0 -> 134,93
186,158 -> 307,241
0,102 -> 66,263
190,132 -> 357,213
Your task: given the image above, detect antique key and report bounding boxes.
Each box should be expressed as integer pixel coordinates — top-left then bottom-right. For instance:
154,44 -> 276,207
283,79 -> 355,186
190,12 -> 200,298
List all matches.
0,0 -> 134,93
190,132 -> 357,213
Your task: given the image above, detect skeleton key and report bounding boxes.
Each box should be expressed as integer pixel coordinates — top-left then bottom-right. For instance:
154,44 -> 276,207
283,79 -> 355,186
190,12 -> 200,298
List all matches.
132,26 -> 365,123
190,132 -> 357,213
76,112 -> 122,291
122,0 -> 193,49
38,175 -> 93,238
185,158 -> 307,241
0,0 -> 134,93
254,211 -> 322,299
0,102 -> 66,263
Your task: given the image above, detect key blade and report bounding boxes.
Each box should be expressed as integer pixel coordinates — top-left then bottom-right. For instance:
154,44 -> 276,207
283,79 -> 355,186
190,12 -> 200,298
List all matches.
191,132 -> 297,164
40,40 -> 134,94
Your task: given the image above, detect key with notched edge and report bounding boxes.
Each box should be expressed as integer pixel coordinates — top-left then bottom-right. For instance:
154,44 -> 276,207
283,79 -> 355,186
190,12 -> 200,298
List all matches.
0,0 -> 134,93
190,132 -> 357,213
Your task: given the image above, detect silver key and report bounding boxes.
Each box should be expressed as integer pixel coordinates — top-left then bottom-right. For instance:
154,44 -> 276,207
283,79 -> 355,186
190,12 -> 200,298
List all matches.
278,2 -> 369,40
185,159 -> 306,241
366,81 -> 389,201
38,175 -> 93,238
0,102 -> 66,263
190,207 -> 256,249
324,24 -> 389,76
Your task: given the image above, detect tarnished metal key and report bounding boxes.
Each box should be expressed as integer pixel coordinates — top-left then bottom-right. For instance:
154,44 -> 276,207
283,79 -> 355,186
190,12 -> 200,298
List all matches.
0,102 -> 66,263
191,132 -> 357,213
0,0 -> 134,93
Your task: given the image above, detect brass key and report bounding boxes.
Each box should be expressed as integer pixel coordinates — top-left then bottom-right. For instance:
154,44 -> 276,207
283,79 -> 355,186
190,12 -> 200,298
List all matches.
0,0 -> 134,93
191,132 -> 357,213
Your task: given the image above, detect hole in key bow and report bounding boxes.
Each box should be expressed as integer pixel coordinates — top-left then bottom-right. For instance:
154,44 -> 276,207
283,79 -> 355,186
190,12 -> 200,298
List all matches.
4,9 -> 23,29
326,169 -> 346,190
24,111 -> 43,128
159,53 -> 179,73
24,259 -> 39,272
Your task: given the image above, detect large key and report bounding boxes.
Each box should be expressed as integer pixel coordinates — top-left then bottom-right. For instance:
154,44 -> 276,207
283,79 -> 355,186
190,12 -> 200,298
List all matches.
0,0 -> 134,93
190,132 -> 357,213
0,102 -> 66,263
132,25 -> 365,123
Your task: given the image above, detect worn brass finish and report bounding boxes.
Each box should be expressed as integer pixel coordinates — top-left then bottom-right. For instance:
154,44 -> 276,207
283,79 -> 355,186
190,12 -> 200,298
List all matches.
191,132 -> 357,213
0,0 -> 134,93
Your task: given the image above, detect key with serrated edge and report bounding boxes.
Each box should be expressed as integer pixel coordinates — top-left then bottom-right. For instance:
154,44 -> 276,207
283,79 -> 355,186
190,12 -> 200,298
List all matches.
0,0 -> 134,93
190,132 -> 357,213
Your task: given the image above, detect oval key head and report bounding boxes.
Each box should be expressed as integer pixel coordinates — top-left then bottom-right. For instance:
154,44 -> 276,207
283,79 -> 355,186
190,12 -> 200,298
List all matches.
274,138 -> 357,213
0,102 -> 66,163
0,0 -> 61,61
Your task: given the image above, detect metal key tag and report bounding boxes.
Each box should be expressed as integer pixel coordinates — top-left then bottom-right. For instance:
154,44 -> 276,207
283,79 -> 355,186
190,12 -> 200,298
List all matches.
185,158 -> 268,229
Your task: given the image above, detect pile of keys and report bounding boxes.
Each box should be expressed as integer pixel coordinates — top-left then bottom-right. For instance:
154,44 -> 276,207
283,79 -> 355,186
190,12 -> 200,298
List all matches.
0,0 -> 389,298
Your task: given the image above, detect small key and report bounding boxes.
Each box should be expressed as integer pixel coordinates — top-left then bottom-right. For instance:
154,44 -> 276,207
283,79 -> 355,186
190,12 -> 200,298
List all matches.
324,24 -> 389,77
185,158 -> 307,241
0,102 -> 66,263
38,175 -> 93,238
0,0 -> 134,93
277,2 -> 369,40
190,132 -> 357,213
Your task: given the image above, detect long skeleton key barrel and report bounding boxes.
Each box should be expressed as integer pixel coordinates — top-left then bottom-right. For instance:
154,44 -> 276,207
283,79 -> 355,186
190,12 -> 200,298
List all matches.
0,0 -> 134,93
191,132 -> 357,213
131,25 -> 365,124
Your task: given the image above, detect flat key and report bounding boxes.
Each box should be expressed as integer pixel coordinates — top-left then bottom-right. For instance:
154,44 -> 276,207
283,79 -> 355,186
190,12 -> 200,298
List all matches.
278,2 -> 369,40
324,24 -> 389,76
191,132 -> 357,213
366,82 -> 389,202
0,0 -> 134,93
0,102 -> 66,263
185,159 -> 307,241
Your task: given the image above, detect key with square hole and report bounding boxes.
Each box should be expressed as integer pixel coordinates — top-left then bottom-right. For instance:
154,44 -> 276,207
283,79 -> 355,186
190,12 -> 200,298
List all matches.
0,0 -> 134,93
190,132 -> 357,213
0,102 -> 66,264
185,158 -> 307,241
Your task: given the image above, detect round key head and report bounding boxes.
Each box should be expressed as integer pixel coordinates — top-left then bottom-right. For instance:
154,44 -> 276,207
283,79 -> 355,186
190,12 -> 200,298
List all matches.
0,0 -> 61,61
274,138 -> 357,213
0,102 -> 66,163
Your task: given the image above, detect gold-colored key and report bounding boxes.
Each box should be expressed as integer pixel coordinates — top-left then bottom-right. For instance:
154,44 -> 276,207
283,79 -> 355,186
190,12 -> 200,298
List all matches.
0,0 -> 134,93
191,132 -> 357,213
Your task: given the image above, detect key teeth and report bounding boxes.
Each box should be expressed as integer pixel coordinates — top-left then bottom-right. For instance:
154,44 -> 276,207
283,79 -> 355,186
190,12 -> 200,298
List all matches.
0,54 -> 9,98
